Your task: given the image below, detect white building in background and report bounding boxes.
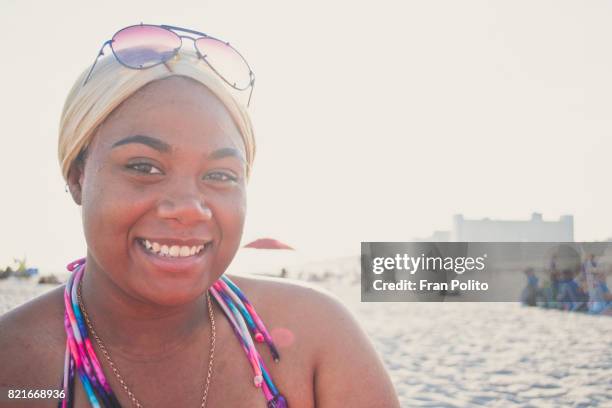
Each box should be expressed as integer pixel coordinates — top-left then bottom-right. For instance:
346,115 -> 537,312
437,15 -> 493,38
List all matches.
418,213 -> 574,242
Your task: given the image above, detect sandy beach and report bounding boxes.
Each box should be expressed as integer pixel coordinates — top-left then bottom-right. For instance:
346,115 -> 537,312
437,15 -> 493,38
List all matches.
1,275 -> 611,407
329,282 -> 611,407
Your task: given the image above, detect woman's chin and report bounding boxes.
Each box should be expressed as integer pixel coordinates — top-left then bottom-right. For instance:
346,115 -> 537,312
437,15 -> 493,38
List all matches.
136,282 -> 211,308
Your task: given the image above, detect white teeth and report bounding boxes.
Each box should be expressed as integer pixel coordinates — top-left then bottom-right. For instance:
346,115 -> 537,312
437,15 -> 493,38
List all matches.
140,239 -> 208,258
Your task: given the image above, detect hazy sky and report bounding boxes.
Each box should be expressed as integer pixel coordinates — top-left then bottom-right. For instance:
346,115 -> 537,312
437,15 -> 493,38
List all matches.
1,0 -> 611,272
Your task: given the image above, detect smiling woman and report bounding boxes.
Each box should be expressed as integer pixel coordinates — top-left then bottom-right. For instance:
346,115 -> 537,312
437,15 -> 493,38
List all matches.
0,24 -> 399,408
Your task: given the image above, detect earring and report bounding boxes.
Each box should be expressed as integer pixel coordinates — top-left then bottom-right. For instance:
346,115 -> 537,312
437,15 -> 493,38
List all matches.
65,184 -> 69,193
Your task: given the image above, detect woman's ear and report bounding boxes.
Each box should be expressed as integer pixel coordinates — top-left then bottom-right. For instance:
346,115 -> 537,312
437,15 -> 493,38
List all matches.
66,161 -> 85,205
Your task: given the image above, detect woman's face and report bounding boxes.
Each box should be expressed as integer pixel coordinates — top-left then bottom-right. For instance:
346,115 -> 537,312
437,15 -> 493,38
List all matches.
71,76 -> 247,306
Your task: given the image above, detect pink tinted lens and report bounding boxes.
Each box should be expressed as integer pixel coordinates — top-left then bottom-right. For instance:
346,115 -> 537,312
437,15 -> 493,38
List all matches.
195,37 -> 252,90
112,25 -> 181,69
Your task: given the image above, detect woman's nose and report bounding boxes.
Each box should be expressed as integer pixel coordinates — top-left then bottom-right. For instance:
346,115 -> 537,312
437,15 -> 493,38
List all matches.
157,189 -> 212,225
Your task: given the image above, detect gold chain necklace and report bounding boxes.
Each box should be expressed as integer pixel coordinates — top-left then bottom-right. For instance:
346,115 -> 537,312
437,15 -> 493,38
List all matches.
77,282 -> 216,408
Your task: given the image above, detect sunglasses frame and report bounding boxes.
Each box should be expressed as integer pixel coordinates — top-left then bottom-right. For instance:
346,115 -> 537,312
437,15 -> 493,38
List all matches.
83,23 -> 256,106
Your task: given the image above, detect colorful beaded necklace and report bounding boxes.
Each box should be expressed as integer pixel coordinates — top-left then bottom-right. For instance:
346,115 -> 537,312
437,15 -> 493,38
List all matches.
58,258 -> 288,408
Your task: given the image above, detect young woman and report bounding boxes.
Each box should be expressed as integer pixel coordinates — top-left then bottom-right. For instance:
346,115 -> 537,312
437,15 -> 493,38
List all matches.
0,24 -> 399,408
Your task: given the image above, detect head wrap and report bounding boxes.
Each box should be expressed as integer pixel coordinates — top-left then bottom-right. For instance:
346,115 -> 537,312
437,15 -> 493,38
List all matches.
58,51 -> 255,181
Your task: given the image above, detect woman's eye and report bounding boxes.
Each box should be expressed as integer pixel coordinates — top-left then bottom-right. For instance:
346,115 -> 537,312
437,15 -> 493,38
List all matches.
127,163 -> 163,175
204,171 -> 238,183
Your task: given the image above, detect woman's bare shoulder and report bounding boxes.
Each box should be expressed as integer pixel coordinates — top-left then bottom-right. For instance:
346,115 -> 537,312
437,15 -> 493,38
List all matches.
0,285 -> 66,387
0,284 -> 65,336
228,275 -> 400,407
226,274 -> 355,350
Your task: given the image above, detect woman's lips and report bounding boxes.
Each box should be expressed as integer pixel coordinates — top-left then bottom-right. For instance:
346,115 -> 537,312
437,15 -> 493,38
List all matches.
134,238 -> 213,273
137,238 -> 209,257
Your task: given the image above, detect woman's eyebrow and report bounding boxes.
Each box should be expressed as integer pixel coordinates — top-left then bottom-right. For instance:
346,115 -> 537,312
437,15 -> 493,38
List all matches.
111,135 -> 171,153
111,135 -> 245,162
207,147 -> 246,163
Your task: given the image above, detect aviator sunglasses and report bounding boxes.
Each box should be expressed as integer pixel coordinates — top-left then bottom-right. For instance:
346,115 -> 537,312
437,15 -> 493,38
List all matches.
83,23 -> 256,106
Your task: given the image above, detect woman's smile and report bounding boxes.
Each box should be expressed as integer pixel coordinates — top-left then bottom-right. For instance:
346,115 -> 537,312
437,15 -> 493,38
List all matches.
133,236 -> 215,274
137,237 -> 211,258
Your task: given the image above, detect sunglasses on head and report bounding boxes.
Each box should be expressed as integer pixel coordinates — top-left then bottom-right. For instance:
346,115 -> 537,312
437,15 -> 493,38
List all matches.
83,23 -> 256,106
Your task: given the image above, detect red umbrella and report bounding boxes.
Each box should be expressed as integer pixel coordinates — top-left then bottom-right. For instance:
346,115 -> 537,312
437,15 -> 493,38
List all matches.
243,238 -> 294,250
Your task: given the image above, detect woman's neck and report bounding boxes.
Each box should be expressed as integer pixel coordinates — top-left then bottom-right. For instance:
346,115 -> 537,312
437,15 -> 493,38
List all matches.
79,256 -> 210,362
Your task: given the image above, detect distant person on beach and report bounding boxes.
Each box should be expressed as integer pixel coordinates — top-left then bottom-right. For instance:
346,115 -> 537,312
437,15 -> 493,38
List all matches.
521,267 -> 539,306
539,245 -> 583,310
540,269 -> 560,308
582,253 -> 598,276
577,254 -> 612,315
0,24 -> 399,407
587,270 -> 612,315
556,268 -> 586,311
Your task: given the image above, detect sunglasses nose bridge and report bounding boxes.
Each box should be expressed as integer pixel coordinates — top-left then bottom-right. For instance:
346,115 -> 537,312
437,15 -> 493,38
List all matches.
176,35 -> 201,55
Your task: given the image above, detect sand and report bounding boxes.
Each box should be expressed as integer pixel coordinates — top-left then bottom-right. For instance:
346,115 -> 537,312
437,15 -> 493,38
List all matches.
1,277 -> 611,407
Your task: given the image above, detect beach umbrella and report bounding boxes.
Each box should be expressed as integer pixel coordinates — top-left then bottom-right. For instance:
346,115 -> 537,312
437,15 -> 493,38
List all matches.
243,238 -> 294,250
229,238 -> 296,276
